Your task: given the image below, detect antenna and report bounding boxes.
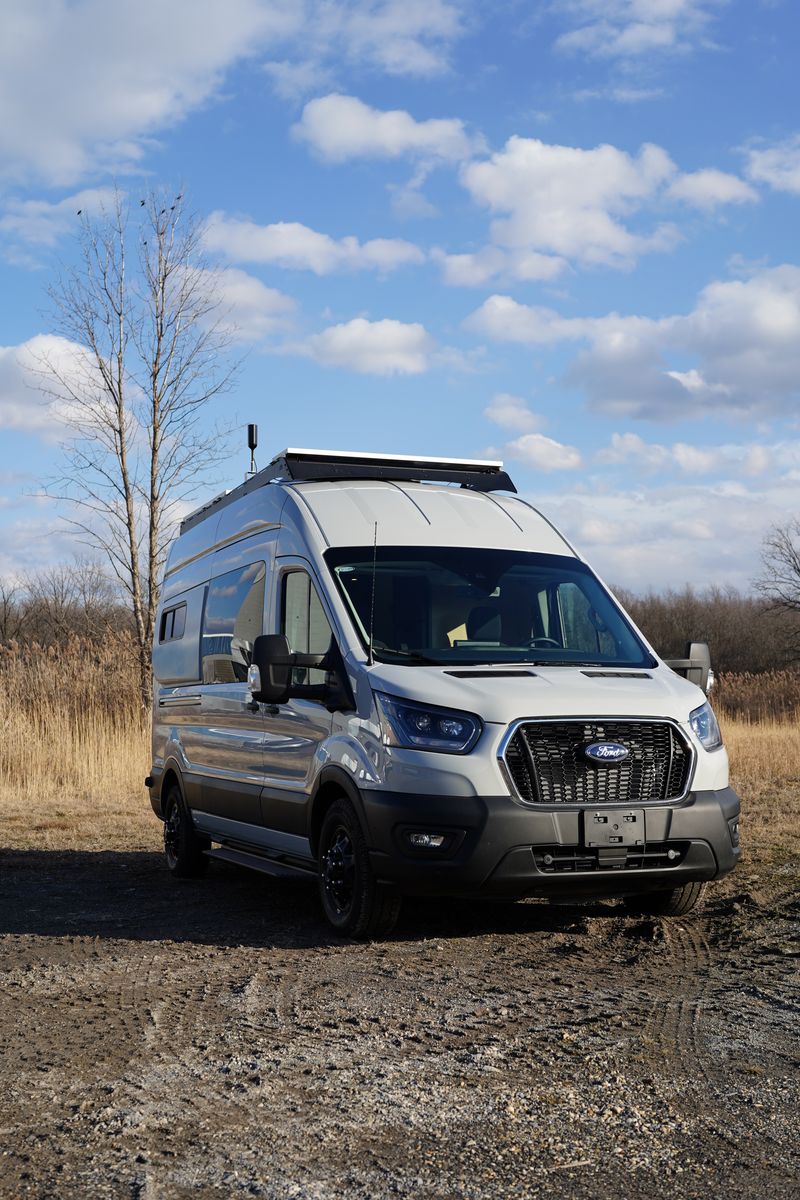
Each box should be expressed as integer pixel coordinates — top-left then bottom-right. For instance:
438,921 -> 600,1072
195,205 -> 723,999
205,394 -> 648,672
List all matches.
246,424 -> 258,479
367,521 -> 378,667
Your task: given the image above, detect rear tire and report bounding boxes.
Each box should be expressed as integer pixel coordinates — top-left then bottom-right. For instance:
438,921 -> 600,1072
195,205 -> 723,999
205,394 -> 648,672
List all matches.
318,798 -> 401,938
163,784 -> 209,878
623,881 -> 707,917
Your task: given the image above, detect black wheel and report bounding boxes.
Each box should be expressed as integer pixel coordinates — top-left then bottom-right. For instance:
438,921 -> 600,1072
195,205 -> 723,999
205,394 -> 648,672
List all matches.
318,798 -> 401,938
623,881 -> 707,917
163,785 -> 209,878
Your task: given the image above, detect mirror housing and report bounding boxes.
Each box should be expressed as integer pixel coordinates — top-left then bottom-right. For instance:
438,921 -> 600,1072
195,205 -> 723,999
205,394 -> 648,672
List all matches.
665,640 -> 713,695
251,634 -> 293,704
250,634 -> 354,711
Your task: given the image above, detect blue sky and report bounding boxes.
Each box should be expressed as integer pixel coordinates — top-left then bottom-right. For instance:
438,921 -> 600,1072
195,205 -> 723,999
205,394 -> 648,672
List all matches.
1,0 -> 798,590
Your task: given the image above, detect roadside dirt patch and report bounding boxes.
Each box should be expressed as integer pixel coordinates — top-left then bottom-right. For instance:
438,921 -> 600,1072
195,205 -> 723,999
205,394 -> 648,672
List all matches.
0,849 -> 797,1199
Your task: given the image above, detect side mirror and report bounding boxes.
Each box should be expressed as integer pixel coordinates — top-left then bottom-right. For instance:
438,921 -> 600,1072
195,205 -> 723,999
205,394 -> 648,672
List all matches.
665,640 -> 713,695
251,634 -> 292,704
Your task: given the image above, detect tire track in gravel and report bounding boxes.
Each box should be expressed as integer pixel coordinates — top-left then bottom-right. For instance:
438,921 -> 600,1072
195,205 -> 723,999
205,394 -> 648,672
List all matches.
638,921 -> 714,1076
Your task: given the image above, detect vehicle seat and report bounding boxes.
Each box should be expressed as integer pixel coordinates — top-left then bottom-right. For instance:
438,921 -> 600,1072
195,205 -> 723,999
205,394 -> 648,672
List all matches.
467,604 -> 501,642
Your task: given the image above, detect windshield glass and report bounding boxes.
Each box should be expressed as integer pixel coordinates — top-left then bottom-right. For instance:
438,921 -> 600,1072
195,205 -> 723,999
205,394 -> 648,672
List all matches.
326,547 -> 655,667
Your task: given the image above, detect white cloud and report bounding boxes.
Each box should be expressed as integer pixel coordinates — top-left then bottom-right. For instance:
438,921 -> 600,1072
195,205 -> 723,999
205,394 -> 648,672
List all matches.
208,268 -> 296,341
460,136 -> 678,270
531,471 -> 796,593
0,187 -> 117,246
465,293 -> 659,346
504,432 -> 582,471
203,211 -> 424,275
297,317 -> 434,375
292,94 -> 480,164
433,245 -> 567,287
465,265 -> 800,420
264,0 -> 466,95
484,394 -> 542,433
0,2 -> 467,186
744,134 -> 800,195
0,334 -> 103,434
667,168 -> 757,210
573,85 -> 665,103
553,1 -> 724,61
0,514 -> 80,578
595,431 -> 791,476
0,0 -> 299,186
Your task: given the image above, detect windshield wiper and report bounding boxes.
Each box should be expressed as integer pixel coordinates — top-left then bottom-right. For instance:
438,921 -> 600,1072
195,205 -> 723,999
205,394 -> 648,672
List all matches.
373,648 -> 440,665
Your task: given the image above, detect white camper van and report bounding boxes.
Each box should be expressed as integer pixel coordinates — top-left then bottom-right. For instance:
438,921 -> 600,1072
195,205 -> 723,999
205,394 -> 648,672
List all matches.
148,449 -> 740,937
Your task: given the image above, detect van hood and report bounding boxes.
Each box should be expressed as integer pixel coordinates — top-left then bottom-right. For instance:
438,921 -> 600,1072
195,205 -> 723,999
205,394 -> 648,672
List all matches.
364,662 -> 706,727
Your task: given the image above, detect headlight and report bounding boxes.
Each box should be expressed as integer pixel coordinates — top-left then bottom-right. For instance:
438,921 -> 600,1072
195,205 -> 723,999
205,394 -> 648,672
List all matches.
689,701 -> 722,750
374,692 -> 482,754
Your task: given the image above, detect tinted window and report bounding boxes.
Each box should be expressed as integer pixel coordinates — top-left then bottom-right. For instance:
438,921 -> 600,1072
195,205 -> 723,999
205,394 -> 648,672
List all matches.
282,572 -> 332,686
159,603 -> 186,643
326,547 -> 653,668
201,563 -> 266,683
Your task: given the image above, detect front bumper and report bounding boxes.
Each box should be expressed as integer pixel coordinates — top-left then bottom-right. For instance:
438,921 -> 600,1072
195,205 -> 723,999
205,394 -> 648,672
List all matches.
360,786 -> 741,899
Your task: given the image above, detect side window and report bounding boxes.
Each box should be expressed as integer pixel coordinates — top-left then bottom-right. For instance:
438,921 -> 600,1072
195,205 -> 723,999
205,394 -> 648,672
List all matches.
159,603 -> 187,643
283,571 -> 333,686
201,562 -> 266,684
558,582 -> 616,656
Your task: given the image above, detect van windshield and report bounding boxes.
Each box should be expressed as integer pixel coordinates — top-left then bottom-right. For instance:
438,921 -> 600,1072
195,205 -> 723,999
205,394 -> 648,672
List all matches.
325,547 -> 655,668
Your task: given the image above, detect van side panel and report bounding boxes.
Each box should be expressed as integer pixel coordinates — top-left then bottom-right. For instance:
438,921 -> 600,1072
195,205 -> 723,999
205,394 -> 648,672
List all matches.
152,581 -> 205,685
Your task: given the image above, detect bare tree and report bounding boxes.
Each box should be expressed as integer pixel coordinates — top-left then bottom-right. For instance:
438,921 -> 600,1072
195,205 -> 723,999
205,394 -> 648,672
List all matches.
23,560 -> 123,644
37,189 -> 235,704
0,580 -> 24,643
755,520 -> 800,660
757,520 -> 800,610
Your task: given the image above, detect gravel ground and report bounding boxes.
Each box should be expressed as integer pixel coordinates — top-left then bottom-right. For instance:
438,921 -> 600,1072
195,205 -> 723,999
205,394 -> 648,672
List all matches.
0,849 -> 798,1199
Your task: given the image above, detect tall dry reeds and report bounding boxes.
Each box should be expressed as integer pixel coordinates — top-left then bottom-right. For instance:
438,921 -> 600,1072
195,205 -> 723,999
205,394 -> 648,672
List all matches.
0,635 -> 150,848
714,669 -> 800,722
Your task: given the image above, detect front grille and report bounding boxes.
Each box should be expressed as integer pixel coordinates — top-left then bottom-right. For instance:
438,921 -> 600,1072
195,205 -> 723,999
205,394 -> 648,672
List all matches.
533,842 -> 690,873
504,720 -> 692,805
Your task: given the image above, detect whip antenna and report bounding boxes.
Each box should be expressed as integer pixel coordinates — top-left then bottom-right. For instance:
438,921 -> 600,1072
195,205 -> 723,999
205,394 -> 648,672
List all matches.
367,521 -> 378,666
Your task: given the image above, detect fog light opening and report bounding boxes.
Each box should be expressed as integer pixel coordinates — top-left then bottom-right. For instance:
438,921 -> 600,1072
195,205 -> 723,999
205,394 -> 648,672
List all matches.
407,832 -> 446,850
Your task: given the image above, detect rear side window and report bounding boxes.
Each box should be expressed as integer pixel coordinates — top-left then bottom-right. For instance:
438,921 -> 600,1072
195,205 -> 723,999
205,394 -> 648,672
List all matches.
201,562 -> 266,683
159,603 -> 186,643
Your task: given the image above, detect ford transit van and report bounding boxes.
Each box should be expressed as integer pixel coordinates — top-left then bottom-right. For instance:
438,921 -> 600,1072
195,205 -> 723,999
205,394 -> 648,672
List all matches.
147,449 -> 740,937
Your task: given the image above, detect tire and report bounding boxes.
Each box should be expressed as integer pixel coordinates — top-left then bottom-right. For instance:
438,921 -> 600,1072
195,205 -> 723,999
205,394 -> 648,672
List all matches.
163,784 -> 209,878
623,880 -> 707,917
318,798 -> 401,938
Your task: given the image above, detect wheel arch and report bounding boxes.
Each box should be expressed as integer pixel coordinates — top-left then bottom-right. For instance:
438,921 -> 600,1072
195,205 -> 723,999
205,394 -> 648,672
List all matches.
159,759 -> 187,820
309,766 -> 366,858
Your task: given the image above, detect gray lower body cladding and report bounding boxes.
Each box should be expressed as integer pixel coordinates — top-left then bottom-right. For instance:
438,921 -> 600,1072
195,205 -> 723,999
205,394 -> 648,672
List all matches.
360,786 -> 741,899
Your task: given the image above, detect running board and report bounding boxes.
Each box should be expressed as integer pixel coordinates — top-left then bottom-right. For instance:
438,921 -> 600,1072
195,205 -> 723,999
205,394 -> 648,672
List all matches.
206,845 -> 317,879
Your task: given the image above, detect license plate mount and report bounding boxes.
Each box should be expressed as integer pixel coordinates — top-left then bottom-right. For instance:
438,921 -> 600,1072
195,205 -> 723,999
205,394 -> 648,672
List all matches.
584,808 -> 645,848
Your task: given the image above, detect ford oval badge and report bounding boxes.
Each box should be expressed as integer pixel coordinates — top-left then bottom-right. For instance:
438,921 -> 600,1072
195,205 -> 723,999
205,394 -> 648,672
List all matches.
584,741 -> 629,764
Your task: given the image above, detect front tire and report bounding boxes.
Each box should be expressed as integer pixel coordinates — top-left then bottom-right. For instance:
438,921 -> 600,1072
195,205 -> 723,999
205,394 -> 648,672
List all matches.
163,785 -> 209,878
318,798 -> 401,938
623,881 -> 707,917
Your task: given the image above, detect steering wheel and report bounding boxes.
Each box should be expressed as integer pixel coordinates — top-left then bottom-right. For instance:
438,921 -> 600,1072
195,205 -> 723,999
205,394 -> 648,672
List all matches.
524,636 -> 562,648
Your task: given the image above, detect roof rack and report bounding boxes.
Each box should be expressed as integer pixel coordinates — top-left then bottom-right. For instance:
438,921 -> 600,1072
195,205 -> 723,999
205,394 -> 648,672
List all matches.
180,448 -> 516,534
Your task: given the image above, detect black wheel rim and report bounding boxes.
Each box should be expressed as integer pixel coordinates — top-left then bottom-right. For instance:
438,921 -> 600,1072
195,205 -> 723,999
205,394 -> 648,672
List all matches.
322,825 -> 356,916
164,801 -> 181,868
